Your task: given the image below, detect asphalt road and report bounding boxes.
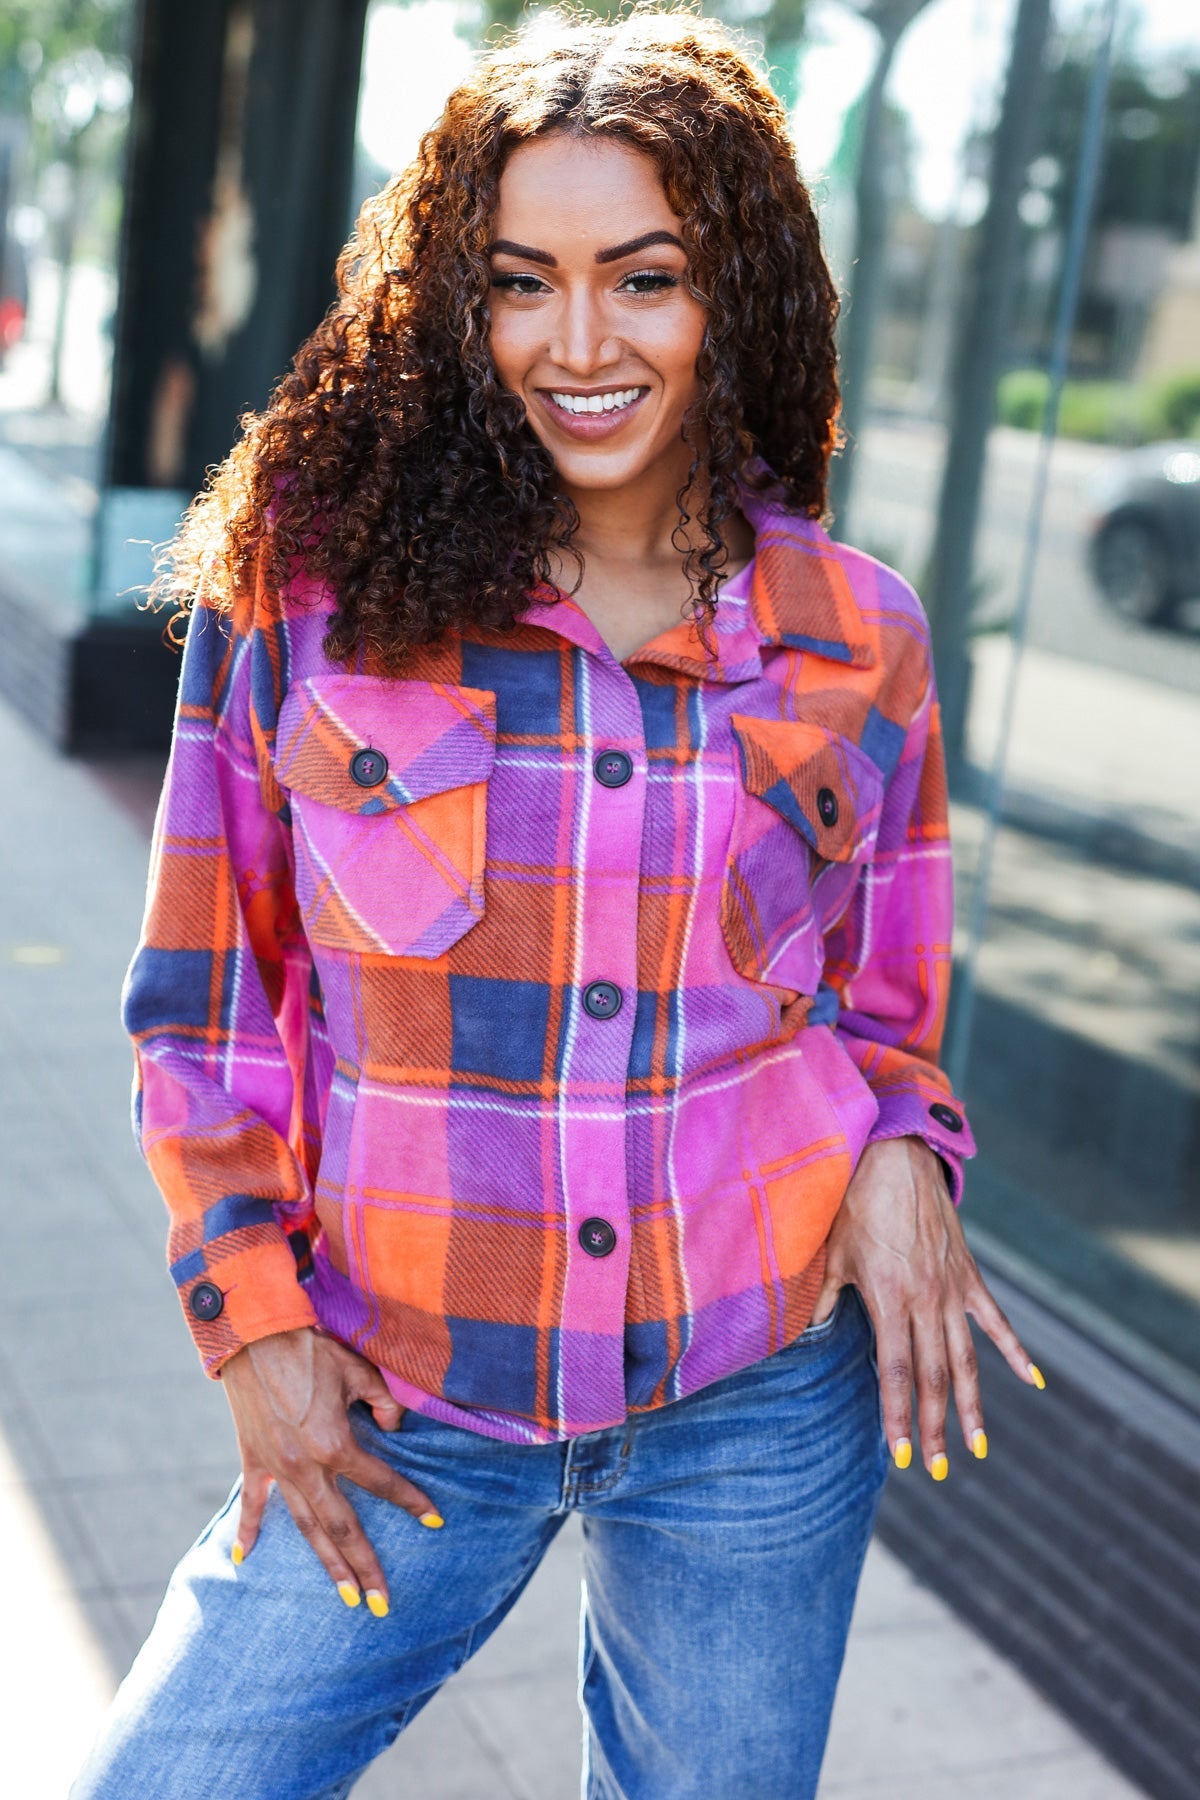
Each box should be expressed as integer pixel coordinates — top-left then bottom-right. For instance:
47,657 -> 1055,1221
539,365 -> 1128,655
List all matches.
850,417 -> 1200,699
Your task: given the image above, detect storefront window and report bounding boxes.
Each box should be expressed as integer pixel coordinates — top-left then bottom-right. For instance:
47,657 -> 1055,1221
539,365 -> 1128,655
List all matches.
0,1 -> 134,615
804,0 -> 1200,1393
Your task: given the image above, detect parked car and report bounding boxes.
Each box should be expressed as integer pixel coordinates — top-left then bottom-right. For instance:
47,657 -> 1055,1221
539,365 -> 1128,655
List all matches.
1087,440 -> 1200,626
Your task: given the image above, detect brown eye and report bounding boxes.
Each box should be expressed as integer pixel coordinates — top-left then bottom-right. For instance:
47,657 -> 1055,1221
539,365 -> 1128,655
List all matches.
490,272 -> 547,296
619,271 -> 678,294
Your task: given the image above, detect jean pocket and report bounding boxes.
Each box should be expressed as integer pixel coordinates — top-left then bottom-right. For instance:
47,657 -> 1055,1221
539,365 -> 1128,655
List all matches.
796,1283 -> 852,1344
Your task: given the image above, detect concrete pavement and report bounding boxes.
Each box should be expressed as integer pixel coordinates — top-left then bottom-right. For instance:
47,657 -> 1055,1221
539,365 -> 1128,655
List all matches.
0,683 -> 1144,1798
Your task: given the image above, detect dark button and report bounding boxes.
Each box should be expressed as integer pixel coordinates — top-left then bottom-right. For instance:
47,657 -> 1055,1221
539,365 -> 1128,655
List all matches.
929,1102 -> 963,1133
189,1281 -> 225,1323
593,749 -> 633,789
817,786 -> 839,827
350,747 -> 389,788
579,1217 -> 617,1258
583,981 -> 622,1019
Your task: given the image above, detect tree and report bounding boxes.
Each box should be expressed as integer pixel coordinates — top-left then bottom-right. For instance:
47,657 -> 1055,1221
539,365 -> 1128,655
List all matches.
1016,29 -> 1200,375
477,0 -> 810,107
925,0 -> 1052,781
0,0 -> 131,404
826,0 -> 934,534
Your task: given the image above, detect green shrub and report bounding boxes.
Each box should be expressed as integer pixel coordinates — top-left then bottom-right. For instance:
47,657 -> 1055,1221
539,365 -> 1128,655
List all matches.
997,368 -> 1050,431
997,368 -> 1149,444
1146,368 -> 1200,439
1058,381 -> 1145,443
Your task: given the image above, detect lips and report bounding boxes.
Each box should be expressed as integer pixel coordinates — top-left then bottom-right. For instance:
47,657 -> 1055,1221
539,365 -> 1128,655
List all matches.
536,385 -> 651,441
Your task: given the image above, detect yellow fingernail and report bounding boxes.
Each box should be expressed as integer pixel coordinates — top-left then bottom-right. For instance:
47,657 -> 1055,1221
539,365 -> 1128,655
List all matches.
931,1452 -> 949,1481
419,1511 -> 444,1529
230,1540 -> 244,1567
892,1438 -> 912,1470
972,1429 -> 988,1460
337,1581 -> 361,1608
1028,1362 -> 1046,1390
365,1590 -> 389,1618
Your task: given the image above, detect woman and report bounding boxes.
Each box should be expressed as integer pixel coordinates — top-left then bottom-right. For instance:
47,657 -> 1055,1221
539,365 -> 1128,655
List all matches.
73,10 -> 1044,1797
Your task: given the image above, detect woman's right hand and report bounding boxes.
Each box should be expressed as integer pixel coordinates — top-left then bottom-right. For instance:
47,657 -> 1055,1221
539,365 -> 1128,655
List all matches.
220,1326 -> 443,1615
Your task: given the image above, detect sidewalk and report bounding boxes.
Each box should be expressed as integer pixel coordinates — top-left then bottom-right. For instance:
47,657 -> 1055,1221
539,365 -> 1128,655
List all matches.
0,690 -> 1141,1799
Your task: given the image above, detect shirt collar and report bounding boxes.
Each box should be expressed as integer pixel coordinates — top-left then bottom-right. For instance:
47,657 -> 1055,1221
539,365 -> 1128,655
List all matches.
516,474 -> 876,683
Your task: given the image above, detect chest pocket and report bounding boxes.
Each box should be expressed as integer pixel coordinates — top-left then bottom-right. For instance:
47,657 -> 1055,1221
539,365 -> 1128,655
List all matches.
274,674 -> 496,958
720,715 -> 884,997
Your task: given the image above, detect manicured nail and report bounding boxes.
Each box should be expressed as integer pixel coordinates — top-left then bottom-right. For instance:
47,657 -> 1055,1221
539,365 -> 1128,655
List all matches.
931,1452 -> 949,1481
972,1429 -> 988,1459
230,1540 -> 245,1567
892,1438 -> 912,1470
337,1581 -> 361,1608
419,1511 -> 444,1529
1028,1362 -> 1046,1389
365,1589 -> 389,1618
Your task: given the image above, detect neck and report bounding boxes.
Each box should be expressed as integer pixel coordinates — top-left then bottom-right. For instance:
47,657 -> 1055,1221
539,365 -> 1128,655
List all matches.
560,447 -> 712,571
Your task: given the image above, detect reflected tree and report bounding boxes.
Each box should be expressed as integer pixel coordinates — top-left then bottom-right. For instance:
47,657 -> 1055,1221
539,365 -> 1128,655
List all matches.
826,0 -> 933,534
926,0 -> 1052,783
0,0 -> 131,405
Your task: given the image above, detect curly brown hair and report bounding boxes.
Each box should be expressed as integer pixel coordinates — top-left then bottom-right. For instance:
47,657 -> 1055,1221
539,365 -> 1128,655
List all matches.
155,3 -> 840,667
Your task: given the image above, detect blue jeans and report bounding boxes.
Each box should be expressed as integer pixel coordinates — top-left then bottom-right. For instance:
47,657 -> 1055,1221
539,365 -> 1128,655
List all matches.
71,1285 -> 889,1800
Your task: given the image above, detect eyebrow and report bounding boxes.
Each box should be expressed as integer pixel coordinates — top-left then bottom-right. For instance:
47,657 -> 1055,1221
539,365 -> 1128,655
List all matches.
488,229 -> 686,268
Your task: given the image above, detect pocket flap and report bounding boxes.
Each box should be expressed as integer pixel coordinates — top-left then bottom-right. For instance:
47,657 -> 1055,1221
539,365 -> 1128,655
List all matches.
275,675 -> 496,813
730,716 -> 883,862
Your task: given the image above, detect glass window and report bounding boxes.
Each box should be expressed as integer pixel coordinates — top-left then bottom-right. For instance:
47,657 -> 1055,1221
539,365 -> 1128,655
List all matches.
804,0 -> 1200,1395
0,2 -> 135,618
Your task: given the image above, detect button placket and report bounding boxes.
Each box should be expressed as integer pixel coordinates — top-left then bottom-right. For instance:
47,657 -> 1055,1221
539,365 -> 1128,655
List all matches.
553,673 -> 644,1433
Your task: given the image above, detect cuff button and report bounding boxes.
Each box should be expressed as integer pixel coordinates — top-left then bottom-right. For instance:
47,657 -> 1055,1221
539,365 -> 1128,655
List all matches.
189,1281 -> 225,1322
929,1102 -> 963,1132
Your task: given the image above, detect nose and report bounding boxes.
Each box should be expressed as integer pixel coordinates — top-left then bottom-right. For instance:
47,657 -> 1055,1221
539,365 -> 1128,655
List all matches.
550,284 -> 620,377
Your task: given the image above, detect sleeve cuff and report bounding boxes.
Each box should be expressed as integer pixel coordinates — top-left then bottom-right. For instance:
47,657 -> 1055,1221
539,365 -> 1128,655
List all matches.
174,1232 -> 320,1377
862,1084 -> 976,1207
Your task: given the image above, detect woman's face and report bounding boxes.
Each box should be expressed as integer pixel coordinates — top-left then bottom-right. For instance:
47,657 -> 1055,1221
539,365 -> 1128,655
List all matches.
487,133 -> 708,494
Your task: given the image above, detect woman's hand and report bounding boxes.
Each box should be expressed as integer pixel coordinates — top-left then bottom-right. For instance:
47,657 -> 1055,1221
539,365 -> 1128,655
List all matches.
220,1327 -> 443,1614
810,1136 -> 1045,1478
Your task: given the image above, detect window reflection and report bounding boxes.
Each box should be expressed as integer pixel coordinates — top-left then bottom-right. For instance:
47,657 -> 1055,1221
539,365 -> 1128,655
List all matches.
825,0 -> 1200,1384
0,7 -> 133,611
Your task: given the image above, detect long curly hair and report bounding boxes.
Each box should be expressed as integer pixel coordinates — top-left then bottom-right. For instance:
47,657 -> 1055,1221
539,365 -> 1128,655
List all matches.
154,4 -> 841,667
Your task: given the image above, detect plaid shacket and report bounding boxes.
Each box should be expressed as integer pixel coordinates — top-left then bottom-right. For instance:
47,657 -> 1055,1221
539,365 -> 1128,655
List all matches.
123,483 -> 977,1444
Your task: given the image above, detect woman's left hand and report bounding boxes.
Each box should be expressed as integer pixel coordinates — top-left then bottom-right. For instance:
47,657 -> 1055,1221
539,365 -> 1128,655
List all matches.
810,1136 -> 1044,1478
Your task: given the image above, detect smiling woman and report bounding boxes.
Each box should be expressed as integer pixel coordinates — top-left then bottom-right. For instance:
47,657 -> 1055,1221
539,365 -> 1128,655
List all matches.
70,9 -> 1042,1800
147,4 -> 839,664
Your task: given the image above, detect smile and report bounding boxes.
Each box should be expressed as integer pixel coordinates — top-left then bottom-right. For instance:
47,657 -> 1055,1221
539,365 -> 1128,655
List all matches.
537,385 -> 650,440
549,386 -> 645,415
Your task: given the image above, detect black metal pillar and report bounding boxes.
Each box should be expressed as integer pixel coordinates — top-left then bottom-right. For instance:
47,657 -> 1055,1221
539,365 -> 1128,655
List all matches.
107,0 -> 370,495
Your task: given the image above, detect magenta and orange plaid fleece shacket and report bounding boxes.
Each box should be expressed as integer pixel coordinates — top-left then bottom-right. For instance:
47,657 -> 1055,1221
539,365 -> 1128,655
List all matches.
122,483 -> 977,1444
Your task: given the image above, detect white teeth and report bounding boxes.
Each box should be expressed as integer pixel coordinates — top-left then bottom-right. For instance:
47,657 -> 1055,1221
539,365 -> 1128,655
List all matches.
549,387 -> 643,416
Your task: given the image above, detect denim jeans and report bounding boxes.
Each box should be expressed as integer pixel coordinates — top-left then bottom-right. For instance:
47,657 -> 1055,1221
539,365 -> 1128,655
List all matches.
71,1284 -> 889,1800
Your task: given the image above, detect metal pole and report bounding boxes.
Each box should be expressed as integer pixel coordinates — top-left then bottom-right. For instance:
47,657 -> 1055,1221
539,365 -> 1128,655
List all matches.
946,0 -> 1120,1097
